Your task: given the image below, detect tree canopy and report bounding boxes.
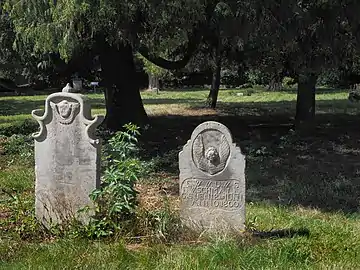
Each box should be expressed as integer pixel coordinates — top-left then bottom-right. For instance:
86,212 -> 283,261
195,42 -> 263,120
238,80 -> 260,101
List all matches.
2,0 -> 360,129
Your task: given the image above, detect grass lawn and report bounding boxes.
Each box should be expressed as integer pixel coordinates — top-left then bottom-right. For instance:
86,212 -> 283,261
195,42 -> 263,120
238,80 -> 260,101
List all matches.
0,87 -> 359,129
1,87 -> 360,269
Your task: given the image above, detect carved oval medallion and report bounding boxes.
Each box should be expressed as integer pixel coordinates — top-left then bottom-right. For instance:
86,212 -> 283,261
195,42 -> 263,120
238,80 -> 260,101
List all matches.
192,129 -> 230,175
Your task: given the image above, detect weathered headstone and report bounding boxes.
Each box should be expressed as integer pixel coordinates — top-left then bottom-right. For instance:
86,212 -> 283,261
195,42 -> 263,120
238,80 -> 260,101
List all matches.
179,121 -> 246,232
32,90 -> 103,226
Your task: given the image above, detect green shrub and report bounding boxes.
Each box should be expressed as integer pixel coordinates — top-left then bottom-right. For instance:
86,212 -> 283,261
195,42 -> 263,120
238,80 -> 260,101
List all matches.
80,123 -> 145,238
239,83 -> 253,89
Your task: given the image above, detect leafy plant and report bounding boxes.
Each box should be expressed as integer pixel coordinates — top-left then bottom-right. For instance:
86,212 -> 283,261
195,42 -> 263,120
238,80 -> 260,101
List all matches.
0,134 -> 34,165
82,123 -> 144,238
0,189 -> 44,240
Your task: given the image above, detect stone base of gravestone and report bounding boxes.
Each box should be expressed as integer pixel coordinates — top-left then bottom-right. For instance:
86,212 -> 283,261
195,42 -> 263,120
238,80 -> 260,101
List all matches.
179,121 -> 246,233
32,92 -> 103,227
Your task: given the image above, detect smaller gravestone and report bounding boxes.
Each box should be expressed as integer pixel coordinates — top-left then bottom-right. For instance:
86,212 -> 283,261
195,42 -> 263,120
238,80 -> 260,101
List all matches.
32,89 -> 103,227
72,78 -> 83,92
179,121 -> 246,232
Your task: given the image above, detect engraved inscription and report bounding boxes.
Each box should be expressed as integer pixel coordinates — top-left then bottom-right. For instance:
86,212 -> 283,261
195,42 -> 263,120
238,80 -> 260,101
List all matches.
181,179 -> 243,209
192,129 -> 230,175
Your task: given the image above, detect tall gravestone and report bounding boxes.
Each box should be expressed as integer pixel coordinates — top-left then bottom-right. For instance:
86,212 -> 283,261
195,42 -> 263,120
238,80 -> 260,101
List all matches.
179,121 -> 246,232
32,90 -> 103,226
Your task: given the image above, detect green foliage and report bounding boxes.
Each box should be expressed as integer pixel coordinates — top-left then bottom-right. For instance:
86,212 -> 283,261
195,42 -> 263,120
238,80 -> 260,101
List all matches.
0,119 -> 38,136
0,190 -> 44,240
0,134 -> 34,167
80,124 -> 144,238
245,69 -> 265,86
221,69 -> 241,87
4,0 -> 206,61
282,76 -> 296,88
136,53 -> 167,77
1,134 -> 33,156
3,204 -> 360,269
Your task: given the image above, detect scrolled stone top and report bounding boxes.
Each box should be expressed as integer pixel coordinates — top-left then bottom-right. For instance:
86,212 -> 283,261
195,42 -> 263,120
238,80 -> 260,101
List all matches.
31,92 -> 104,144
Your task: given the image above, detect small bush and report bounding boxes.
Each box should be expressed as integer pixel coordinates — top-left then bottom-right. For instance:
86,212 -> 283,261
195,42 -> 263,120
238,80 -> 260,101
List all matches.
80,124 -> 145,238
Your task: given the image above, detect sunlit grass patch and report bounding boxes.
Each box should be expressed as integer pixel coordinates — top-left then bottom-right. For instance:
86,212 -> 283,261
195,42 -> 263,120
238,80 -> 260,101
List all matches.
2,203 -> 360,269
0,88 -> 357,129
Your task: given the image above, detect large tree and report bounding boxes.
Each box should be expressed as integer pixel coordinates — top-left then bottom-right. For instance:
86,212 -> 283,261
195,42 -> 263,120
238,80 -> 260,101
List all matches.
245,0 -> 355,126
4,0 -> 219,130
203,1 -> 255,108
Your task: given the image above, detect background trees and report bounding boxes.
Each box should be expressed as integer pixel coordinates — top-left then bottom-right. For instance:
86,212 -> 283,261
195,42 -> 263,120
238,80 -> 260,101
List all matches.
240,0 -> 359,125
4,0 -> 219,130
2,0 -> 360,129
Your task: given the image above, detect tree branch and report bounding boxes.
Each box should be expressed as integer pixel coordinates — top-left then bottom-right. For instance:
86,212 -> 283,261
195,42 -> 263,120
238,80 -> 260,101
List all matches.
138,0 -> 220,70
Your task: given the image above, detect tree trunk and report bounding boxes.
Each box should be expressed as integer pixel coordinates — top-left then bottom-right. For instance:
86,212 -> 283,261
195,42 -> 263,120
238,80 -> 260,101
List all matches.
100,43 -> 148,131
148,74 -> 153,90
148,73 -> 160,92
207,45 -> 222,109
267,77 -> 283,91
295,72 -> 317,126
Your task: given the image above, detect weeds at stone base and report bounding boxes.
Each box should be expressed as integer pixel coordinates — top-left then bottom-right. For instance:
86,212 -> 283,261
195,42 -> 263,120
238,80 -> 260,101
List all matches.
0,187 -> 210,246
0,124 -> 209,245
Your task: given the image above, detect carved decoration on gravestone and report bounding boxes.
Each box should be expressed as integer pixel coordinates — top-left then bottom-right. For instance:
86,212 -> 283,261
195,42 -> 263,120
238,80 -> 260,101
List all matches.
32,91 -> 104,227
192,131 -> 230,175
179,121 -> 246,233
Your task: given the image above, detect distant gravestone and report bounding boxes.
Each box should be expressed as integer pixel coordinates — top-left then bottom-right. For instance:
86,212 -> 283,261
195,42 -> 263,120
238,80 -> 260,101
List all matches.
179,121 -> 246,232
32,90 -> 103,227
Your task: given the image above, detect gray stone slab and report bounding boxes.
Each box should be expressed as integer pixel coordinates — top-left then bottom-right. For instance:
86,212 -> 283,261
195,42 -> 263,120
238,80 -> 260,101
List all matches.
32,92 -> 103,227
179,121 -> 246,233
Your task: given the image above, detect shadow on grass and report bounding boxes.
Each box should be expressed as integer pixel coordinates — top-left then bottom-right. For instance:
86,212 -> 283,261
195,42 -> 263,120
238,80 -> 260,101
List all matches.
89,98 -> 106,110
160,88 -> 209,92
251,228 -> 310,239
142,98 -> 203,105
0,97 -> 107,116
277,87 -> 348,94
0,99 -> 45,116
140,108 -> 360,215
